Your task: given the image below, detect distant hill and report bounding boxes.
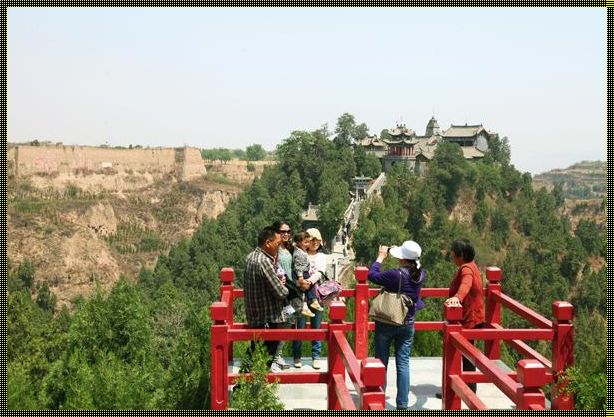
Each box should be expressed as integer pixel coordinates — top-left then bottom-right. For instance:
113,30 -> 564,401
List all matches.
532,160 -> 605,199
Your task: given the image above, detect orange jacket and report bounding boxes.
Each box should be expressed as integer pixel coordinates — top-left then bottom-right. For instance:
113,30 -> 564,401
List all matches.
448,261 -> 485,329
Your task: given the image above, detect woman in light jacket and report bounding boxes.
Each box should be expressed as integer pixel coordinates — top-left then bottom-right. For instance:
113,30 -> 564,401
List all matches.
292,227 -> 328,370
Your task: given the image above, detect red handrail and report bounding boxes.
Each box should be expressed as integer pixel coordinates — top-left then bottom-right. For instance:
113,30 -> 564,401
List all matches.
210,265 -> 574,410
440,267 -> 574,410
493,292 -> 553,328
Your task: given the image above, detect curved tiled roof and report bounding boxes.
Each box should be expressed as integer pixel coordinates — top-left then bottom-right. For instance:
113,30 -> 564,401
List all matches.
389,125 -> 415,138
358,136 -> 387,147
443,124 -> 485,138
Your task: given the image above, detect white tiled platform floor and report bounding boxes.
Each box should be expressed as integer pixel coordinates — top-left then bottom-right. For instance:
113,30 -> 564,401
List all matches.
229,356 -> 518,410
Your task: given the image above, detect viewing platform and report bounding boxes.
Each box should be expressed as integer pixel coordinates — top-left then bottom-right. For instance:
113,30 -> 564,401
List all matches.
231,356 -> 522,409
211,266 -> 574,410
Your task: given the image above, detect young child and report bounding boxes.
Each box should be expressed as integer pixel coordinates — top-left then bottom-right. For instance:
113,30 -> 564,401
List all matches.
292,231 -> 324,317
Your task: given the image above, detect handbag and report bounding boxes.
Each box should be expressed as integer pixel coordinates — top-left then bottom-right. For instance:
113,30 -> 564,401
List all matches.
369,270 -> 413,326
316,271 -> 342,307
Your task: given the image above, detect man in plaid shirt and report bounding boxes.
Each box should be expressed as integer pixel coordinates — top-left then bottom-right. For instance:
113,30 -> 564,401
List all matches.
243,226 -> 289,370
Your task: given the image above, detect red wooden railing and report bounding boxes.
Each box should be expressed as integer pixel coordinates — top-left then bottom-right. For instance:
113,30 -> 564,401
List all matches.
441,267 -> 574,409
210,265 -> 574,410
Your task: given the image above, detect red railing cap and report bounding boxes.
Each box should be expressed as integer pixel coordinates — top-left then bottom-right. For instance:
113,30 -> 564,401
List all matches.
486,266 -> 502,282
220,268 -> 235,284
444,305 -> 464,322
210,301 -> 228,322
355,266 -> 368,283
329,301 -> 347,321
517,359 -> 547,387
361,358 -> 386,388
552,301 -> 574,321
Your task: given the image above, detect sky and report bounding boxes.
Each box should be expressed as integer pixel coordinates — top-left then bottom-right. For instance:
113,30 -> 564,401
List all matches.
7,8 -> 606,175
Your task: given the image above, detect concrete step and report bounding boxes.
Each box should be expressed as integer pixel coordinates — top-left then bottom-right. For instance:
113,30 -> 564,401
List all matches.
229,356 -> 519,409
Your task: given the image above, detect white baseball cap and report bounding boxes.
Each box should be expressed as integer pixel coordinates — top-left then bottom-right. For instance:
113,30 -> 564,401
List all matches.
389,240 -> 422,268
305,228 -> 322,242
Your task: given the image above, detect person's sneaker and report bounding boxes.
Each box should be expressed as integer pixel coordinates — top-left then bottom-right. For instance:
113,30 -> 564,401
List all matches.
270,362 -> 284,373
312,358 -> 321,369
310,300 -> 324,311
302,307 -> 315,317
274,355 -> 290,369
293,358 -> 302,368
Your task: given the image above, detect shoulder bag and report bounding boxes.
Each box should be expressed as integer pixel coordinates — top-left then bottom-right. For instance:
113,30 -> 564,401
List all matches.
369,270 -> 413,326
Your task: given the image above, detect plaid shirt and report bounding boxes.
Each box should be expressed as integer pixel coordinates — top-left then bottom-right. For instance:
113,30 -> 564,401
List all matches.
244,247 -> 289,327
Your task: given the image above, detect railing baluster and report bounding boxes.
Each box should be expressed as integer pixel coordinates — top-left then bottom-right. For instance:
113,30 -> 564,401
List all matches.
485,266 -> 502,359
551,301 -> 574,409
220,268 -> 235,361
353,266 -> 369,360
442,304 -> 464,410
516,359 -> 547,409
328,301 -> 346,410
210,301 -> 229,410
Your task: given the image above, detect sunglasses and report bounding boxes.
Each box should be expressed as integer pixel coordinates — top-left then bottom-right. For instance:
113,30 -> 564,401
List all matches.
278,229 -> 292,234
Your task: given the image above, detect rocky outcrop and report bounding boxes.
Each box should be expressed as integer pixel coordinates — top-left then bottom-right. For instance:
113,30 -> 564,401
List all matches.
197,190 -> 236,221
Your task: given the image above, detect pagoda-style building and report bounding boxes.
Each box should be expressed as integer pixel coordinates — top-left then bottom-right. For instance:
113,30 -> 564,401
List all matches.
442,123 -> 493,152
356,134 -> 387,158
357,117 -> 495,175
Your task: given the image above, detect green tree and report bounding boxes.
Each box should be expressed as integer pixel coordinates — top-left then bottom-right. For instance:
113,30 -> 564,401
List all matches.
317,168 -> 349,243
16,259 -> 35,291
472,199 -> 489,230
333,113 -> 370,147
485,135 -> 511,165
334,113 -> 358,147
426,141 -> 469,209
380,128 -> 392,141
245,144 -> 267,161
36,282 -> 57,312
230,341 -> 284,409
233,149 -> 247,160
575,219 -> 603,256
362,153 -> 382,178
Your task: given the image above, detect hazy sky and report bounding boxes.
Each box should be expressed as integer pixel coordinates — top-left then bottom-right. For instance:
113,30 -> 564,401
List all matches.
8,8 -> 605,175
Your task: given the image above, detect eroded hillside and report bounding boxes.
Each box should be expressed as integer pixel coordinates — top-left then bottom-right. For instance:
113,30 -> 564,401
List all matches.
8,159 -> 271,311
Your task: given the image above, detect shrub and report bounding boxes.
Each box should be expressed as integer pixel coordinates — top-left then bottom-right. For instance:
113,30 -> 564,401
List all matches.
230,341 -> 284,410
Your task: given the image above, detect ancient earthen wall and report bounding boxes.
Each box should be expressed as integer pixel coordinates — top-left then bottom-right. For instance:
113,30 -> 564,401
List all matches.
9,145 -> 205,180
182,147 -> 208,180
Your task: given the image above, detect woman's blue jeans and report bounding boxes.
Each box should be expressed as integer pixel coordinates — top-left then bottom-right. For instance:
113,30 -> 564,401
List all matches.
292,307 -> 322,360
374,321 -> 415,409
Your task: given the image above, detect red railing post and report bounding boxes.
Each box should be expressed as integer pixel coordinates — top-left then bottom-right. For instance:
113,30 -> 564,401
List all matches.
551,301 -> 574,409
354,266 -> 369,360
210,301 -> 230,410
484,266 -> 502,359
360,358 -> 386,409
220,268 -> 235,361
442,304 -> 464,410
516,359 -> 547,409
328,301 -> 347,410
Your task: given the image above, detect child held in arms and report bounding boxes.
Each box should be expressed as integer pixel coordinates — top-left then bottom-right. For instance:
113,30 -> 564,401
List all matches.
293,231 -> 324,317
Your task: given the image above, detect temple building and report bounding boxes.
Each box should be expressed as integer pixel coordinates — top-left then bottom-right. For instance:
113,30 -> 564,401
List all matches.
355,134 -> 387,158
357,117 -> 498,175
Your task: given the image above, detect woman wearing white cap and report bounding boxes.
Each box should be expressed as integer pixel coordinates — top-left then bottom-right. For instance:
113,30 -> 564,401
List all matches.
292,227 -> 328,370
368,240 -> 426,409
